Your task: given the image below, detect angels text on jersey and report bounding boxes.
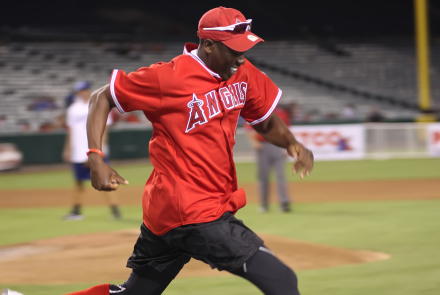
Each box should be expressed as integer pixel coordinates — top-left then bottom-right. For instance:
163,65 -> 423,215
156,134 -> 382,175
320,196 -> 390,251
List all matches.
186,82 -> 247,133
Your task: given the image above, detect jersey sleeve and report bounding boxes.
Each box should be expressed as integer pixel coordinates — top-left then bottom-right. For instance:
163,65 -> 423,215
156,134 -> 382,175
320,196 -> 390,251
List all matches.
240,60 -> 282,125
109,66 -> 162,114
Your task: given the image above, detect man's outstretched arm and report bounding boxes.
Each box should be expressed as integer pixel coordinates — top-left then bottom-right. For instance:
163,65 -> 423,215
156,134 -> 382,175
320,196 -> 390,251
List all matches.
251,112 -> 314,178
87,84 -> 128,191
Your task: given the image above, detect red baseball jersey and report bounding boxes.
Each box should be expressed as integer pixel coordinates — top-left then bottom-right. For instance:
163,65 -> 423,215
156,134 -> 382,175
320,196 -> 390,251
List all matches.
110,43 -> 282,235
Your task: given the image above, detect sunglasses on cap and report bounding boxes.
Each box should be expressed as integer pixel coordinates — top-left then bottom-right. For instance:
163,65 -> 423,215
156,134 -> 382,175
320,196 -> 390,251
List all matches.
202,19 -> 252,34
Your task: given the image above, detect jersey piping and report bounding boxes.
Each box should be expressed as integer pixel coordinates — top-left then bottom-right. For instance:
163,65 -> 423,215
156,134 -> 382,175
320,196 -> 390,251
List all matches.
248,88 -> 283,125
110,69 -> 125,114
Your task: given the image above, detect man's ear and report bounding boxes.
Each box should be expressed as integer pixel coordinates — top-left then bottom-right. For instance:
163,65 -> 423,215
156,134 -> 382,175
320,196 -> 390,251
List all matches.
203,39 -> 215,54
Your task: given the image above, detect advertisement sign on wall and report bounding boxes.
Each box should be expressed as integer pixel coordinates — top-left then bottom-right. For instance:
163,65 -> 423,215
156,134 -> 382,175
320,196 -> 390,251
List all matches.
427,123 -> 440,157
288,124 -> 365,161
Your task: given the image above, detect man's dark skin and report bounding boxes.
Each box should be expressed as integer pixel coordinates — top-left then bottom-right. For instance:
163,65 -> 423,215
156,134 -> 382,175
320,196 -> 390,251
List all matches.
86,39 -> 314,191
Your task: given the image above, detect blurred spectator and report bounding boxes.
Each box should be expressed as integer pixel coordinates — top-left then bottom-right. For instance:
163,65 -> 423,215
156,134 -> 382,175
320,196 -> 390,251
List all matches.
366,105 -> 385,122
109,108 -> 122,124
125,113 -> 140,123
303,109 -> 320,122
0,115 -> 6,131
342,103 -> 357,119
111,110 -> 141,125
53,113 -> 68,131
27,95 -> 58,111
38,121 -> 56,132
324,111 -> 339,121
17,120 -> 30,132
286,101 -> 305,123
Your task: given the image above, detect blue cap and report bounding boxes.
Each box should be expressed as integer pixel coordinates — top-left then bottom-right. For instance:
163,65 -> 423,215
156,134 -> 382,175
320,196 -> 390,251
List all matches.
74,81 -> 91,92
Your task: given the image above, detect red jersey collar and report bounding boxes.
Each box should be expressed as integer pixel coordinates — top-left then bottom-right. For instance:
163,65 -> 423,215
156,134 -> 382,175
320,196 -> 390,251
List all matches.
183,43 -> 222,80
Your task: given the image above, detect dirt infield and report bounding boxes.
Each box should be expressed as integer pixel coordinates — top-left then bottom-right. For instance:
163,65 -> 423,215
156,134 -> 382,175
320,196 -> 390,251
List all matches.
1,179 -> 439,208
0,179 -> 438,284
0,230 -> 390,284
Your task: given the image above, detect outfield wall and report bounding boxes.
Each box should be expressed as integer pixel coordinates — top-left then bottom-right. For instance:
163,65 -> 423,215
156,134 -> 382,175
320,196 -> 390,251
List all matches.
0,129 -> 153,164
0,123 -> 439,165
235,122 -> 440,161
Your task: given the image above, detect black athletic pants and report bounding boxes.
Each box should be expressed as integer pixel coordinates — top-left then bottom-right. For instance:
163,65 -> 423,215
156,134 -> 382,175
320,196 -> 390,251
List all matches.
109,246 -> 300,295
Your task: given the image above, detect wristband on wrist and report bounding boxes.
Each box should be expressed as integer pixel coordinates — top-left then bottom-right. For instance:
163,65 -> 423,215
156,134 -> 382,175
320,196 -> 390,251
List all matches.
87,148 -> 104,157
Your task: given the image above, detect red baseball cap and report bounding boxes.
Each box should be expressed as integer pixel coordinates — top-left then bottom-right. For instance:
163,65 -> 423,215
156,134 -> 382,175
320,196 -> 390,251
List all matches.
197,7 -> 264,52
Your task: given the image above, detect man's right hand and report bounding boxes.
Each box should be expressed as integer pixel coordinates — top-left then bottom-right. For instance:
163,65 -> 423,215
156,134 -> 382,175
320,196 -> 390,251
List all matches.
88,153 -> 129,191
287,142 -> 314,179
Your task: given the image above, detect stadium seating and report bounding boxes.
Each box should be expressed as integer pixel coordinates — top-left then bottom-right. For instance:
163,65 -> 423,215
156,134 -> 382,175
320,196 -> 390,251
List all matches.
0,37 -> 438,133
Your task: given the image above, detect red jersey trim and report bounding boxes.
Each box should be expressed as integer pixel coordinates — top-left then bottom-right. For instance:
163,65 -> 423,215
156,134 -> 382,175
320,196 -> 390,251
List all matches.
109,69 -> 126,114
248,88 -> 283,125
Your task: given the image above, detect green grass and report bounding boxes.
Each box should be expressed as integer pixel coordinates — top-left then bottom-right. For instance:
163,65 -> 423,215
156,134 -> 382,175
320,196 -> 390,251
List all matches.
1,200 -> 440,295
0,163 -> 155,190
1,158 -> 439,190
269,157 -> 440,182
0,206 -> 143,246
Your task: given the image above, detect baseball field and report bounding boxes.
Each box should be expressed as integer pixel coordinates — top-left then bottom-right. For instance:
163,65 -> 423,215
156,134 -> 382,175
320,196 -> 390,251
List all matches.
0,158 -> 439,295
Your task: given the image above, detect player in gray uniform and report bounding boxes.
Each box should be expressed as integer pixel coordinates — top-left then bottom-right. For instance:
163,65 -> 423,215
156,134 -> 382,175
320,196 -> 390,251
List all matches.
247,106 -> 292,212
